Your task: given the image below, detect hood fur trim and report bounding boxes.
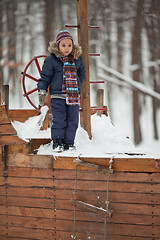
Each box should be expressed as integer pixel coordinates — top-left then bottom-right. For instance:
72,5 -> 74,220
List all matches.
48,41 -> 82,59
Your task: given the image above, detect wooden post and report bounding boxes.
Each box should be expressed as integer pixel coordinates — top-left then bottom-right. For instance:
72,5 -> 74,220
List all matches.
2,85 -> 9,110
97,89 -> 104,116
76,0 -> 91,139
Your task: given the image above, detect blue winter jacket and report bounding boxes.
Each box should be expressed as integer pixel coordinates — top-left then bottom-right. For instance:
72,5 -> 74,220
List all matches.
38,43 -> 86,95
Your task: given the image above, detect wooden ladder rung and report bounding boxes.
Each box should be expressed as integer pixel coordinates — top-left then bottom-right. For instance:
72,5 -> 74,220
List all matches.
71,199 -> 113,217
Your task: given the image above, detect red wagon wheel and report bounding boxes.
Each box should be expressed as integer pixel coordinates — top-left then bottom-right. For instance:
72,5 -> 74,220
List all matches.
22,55 -> 47,112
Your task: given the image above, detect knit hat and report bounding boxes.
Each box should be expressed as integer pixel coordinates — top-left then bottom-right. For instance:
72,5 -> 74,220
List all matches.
56,30 -> 73,46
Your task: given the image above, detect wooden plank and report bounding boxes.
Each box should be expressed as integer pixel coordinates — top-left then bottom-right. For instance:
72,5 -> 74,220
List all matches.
1,186 -> 159,205
0,215 -> 56,230
53,169 -> 160,183
3,226 -> 55,240
0,170 -> 4,177
54,209 -> 160,226
97,89 -> 104,116
54,178 -> 160,194
54,156 -> 160,172
0,205 -> 55,219
0,176 -> 5,186
76,0 -> 91,139
1,135 -> 27,145
0,105 -> 10,123
1,195 -> 159,216
56,231 -> 153,240
8,109 -> 38,120
7,167 -> 53,178
7,154 -> 53,169
0,186 -> 54,199
0,227 -> 7,238
7,144 -> 28,154
6,177 -> 54,188
5,238 -> 38,240
0,123 -> 17,135
54,220 -> 159,237
28,139 -> 51,154
2,85 -> 9,110
54,199 -> 160,216
1,215 -> 158,237
0,196 -> 54,209
54,188 -> 160,205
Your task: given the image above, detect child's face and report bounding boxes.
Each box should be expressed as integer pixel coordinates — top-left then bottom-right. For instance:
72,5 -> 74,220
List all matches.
59,38 -> 73,56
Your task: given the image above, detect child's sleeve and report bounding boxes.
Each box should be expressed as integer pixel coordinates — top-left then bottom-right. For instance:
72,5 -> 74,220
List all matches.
77,56 -> 86,83
38,56 -> 53,92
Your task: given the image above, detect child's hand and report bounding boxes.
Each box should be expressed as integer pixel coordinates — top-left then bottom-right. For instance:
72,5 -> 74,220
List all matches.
38,90 -> 47,106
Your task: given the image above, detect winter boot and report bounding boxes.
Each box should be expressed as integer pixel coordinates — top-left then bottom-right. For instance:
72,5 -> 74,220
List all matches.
64,143 -> 76,151
52,139 -> 64,152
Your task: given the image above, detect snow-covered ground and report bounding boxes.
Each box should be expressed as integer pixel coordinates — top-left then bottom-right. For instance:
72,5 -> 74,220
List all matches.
12,106 -> 160,158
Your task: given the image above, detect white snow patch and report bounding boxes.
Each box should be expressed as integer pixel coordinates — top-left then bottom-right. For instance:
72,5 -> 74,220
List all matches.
11,106 -> 160,158
12,106 -> 50,141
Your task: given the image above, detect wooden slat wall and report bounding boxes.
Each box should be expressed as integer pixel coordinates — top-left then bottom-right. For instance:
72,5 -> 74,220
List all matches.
53,168 -> 160,240
0,105 -> 28,147
0,165 -> 56,240
0,157 -> 160,240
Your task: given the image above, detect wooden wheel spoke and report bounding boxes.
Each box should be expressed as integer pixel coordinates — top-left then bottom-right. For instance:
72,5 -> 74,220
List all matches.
25,73 -> 38,82
26,87 -> 38,96
34,58 -> 41,74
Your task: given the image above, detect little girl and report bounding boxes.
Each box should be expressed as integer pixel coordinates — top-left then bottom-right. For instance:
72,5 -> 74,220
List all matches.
38,30 -> 86,152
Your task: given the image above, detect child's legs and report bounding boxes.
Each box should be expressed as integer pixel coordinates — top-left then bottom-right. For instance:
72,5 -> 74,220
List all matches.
51,98 -> 67,140
64,105 -> 79,145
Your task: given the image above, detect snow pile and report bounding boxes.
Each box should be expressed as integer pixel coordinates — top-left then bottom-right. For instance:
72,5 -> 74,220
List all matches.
11,106 -> 160,158
12,106 -> 50,141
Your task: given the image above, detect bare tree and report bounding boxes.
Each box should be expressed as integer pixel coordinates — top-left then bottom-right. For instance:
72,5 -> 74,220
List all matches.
131,0 -> 144,144
144,0 -> 160,140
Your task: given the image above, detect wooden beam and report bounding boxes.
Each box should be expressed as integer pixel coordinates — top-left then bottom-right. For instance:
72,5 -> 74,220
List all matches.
76,0 -> 91,139
97,89 -> 104,116
2,85 -> 9,110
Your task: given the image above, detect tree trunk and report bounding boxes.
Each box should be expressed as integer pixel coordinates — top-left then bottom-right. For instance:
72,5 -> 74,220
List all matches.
0,6 -> 4,92
131,0 -> 143,144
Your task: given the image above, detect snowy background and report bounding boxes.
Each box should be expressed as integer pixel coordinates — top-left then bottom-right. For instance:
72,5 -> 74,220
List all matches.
1,0 -> 160,154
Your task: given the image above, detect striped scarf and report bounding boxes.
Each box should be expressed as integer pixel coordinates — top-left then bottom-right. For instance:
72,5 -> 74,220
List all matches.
60,56 -> 79,105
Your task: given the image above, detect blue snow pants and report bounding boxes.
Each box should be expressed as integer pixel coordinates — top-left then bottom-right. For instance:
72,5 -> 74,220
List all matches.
51,98 -> 79,145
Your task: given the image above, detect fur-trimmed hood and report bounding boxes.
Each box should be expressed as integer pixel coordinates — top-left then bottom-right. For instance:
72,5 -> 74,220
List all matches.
48,41 -> 82,59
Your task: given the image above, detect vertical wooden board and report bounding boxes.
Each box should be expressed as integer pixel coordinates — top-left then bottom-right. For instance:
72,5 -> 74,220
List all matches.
76,0 -> 91,138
